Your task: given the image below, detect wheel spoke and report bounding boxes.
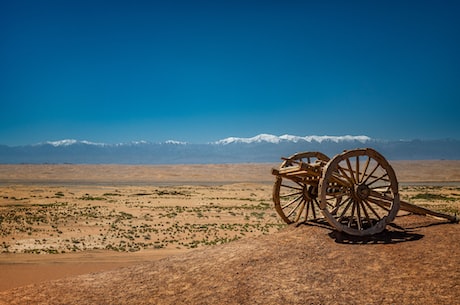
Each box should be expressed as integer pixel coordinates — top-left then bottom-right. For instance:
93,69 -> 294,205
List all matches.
305,200 -> 310,221
337,165 -> 354,185
362,199 -> 382,220
366,172 -> 389,187
362,161 -> 380,184
313,197 -> 321,209
286,198 -> 304,218
282,195 -> 303,209
345,158 -> 357,184
280,190 -> 302,198
366,196 -> 391,212
294,199 -> 306,222
337,198 -> 353,221
330,172 -> 352,188
369,190 -> 395,203
311,199 -> 317,219
348,200 -> 357,227
359,200 -> 371,223
330,195 -> 350,215
369,184 -> 391,190
356,200 -> 362,230
325,197 -> 339,209
359,156 -> 371,183
355,156 -> 360,183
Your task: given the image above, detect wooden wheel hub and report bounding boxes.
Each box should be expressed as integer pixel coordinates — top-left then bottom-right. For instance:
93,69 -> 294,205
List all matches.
353,184 -> 370,200
303,185 -> 318,201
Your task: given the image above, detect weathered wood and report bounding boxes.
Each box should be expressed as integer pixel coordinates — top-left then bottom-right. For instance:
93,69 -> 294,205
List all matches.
371,192 -> 459,222
273,162 -> 322,178
318,148 -> 400,236
272,148 -> 458,235
272,152 -> 330,225
400,200 -> 459,222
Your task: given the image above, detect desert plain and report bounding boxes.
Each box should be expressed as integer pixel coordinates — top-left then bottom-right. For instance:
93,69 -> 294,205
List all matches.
0,161 -> 460,304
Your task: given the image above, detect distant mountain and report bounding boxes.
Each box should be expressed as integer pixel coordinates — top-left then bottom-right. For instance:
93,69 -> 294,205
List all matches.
213,134 -> 371,145
0,134 -> 459,164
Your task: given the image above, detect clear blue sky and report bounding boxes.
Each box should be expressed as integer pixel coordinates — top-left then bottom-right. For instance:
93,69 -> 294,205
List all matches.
1,0 -> 459,145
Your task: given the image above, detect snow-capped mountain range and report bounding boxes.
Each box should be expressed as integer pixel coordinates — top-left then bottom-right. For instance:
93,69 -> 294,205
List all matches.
214,134 -> 371,145
39,134 -> 372,147
1,134 -> 459,164
43,139 -> 108,147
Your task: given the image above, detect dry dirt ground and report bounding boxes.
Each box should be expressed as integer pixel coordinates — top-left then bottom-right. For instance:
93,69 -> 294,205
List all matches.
0,217 -> 459,305
0,162 -> 459,304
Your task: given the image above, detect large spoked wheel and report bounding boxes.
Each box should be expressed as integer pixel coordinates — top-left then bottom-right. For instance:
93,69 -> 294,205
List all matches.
273,152 -> 330,224
319,148 -> 400,236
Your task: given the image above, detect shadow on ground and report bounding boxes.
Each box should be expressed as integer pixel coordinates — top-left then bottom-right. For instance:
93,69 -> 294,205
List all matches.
328,229 -> 424,244
297,214 -> 459,245
297,219 -> 425,244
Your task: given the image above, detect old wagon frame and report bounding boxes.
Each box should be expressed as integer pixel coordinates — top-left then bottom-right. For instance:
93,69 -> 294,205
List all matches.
272,148 -> 458,236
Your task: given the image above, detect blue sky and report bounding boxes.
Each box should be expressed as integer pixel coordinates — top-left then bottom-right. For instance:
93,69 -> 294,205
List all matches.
1,0 -> 459,146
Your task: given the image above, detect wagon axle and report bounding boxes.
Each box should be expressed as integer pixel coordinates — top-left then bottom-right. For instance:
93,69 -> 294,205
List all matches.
272,148 -> 459,236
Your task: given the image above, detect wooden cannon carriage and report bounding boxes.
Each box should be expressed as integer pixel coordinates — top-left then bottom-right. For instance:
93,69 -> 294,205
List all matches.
271,148 -> 459,236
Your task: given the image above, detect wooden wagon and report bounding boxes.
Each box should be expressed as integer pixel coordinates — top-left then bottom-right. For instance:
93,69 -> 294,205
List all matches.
271,148 -> 459,236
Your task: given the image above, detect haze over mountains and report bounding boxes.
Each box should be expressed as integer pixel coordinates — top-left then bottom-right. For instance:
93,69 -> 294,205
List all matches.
0,134 -> 459,164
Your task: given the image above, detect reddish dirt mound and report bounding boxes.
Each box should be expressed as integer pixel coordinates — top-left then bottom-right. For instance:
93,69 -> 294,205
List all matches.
1,215 -> 459,305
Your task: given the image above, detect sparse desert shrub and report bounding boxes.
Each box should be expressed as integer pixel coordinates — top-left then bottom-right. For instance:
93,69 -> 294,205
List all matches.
54,192 -> 65,197
411,193 -> 455,201
79,195 -> 106,201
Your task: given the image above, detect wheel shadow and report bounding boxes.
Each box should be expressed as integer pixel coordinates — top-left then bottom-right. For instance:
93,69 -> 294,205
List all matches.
328,228 -> 424,245
295,219 -> 424,244
295,215 -> 459,244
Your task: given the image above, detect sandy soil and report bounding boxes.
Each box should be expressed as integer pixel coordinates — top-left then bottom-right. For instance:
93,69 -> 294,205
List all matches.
0,161 -> 459,304
1,160 -> 460,184
0,216 -> 459,305
0,163 -> 276,185
0,181 -> 284,291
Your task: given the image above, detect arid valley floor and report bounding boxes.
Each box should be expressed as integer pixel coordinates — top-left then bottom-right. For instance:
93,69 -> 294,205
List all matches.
0,161 -> 459,304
